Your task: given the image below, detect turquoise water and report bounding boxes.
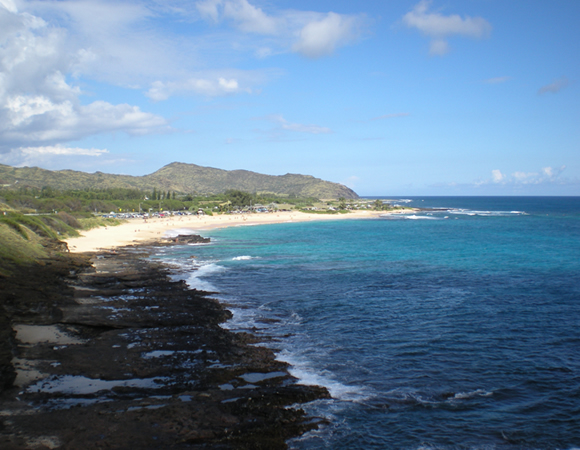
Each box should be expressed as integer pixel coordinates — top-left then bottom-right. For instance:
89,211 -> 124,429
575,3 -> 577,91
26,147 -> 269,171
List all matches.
156,197 -> 580,449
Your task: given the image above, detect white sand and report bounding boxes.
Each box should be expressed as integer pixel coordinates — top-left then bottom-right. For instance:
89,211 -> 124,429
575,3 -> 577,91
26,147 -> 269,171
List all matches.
65,210 -> 410,253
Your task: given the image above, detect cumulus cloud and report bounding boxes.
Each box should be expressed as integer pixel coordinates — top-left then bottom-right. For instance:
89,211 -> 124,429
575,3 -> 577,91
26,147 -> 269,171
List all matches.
538,76 -> 570,95
22,145 -> 107,156
433,166 -> 574,194
146,72 -> 260,100
0,93 -> 169,150
0,0 -> 17,14
0,144 -> 108,167
491,169 -> 505,183
490,166 -> 567,185
292,12 -> 361,59
0,0 -> 365,157
196,0 -> 277,34
195,0 -> 364,58
0,3 -> 171,152
264,114 -> 332,134
19,0 -> 175,86
402,0 -> 491,55
223,0 -> 278,34
9,0 -> 365,108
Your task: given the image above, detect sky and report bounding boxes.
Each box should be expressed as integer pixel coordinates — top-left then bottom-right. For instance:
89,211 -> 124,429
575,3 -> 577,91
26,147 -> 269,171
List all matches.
0,0 -> 578,196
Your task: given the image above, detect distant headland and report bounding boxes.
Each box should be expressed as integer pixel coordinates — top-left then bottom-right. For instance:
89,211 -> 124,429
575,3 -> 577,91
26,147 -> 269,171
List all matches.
0,162 -> 358,200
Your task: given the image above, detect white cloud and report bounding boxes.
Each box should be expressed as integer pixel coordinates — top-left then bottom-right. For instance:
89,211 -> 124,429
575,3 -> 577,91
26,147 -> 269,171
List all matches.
147,76 -> 250,101
491,169 -> 504,183
223,0 -> 278,34
0,0 -> 17,14
403,0 -> 491,56
196,0 -> 278,34
0,144 -> 108,167
266,114 -> 332,134
0,3 -> 171,152
292,12 -> 361,59
9,0 -> 365,107
20,0 -> 174,86
195,0 -> 364,59
432,166 -> 575,194
196,0 -> 222,23
538,76 -> 570,95
489,166 -> 566,185
24,145 -> 108,156
0,93 -> 169,150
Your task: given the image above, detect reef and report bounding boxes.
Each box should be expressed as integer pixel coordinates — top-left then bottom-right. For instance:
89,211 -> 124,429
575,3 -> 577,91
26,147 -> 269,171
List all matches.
0,239 -> 329,449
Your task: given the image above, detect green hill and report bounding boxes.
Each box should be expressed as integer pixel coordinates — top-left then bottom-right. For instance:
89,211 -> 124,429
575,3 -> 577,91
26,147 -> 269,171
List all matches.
0,162 -> 358,199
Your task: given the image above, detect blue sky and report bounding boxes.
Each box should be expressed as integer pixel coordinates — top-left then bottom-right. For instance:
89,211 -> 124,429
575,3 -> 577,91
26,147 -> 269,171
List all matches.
0,0 -> 578,195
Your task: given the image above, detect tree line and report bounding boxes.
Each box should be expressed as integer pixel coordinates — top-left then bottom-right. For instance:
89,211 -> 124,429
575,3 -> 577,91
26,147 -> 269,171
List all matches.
0,187 -> 318,215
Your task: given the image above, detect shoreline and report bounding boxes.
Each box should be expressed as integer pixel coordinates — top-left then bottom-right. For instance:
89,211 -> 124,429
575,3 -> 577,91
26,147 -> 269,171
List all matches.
0,208 -> 412,446
65,209 -> 412,253
0,243 -> 329,448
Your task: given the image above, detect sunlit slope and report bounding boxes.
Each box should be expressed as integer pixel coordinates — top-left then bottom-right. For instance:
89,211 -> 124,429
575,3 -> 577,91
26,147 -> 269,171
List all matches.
0,162 -> 358,199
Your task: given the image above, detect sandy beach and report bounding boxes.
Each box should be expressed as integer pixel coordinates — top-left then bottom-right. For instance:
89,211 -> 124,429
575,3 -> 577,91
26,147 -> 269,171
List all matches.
65,210 -> 405,253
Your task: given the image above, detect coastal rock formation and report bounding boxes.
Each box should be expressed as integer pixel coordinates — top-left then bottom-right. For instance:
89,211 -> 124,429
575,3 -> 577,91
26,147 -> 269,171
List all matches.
161,234 -> 211,245
0,239 -> 329,448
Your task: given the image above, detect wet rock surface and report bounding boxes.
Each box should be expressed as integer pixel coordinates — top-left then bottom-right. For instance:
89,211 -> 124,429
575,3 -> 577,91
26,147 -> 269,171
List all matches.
0,240 -> 329,449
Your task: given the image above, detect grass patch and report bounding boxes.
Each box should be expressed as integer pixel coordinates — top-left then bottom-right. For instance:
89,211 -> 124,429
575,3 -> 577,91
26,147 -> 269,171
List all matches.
0,217 -> 28,239
10,214 -> 59,240
0,224 -> 49,277
0,212 -> 87,275
57,211 -> 81,228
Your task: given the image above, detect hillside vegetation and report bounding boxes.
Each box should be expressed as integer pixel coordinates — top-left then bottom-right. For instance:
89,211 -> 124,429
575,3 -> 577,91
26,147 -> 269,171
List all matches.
0,162 -> 358,199
0,187 -> 327,215
0,212 -> 117,277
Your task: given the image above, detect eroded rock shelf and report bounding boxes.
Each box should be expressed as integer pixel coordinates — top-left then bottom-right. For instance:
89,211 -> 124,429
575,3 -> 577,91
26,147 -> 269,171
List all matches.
0,242 -> 329,449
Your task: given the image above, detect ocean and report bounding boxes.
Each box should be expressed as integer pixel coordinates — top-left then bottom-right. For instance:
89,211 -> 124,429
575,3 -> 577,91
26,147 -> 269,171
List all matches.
154,197 -> 580,450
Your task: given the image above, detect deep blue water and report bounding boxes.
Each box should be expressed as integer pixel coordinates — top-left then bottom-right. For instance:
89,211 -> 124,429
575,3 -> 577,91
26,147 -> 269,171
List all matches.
155,197 -> 580,449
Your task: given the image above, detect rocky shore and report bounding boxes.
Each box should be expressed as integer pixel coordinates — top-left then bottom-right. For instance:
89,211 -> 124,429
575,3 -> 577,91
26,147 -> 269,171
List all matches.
0,238 -> 329,449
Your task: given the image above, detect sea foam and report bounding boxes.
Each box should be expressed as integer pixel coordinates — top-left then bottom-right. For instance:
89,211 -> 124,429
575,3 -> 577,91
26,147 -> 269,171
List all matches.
185,263 -> 226,291
276,350 -> 368,402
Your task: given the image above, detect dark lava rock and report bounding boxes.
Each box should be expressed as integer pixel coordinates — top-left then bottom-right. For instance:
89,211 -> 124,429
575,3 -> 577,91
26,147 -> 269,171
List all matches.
161,234 -> 211,245
0,244 -> 330,449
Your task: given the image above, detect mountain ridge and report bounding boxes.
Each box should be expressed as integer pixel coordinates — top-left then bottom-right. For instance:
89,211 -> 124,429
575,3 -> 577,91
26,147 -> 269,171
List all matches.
0,162 -> 359,199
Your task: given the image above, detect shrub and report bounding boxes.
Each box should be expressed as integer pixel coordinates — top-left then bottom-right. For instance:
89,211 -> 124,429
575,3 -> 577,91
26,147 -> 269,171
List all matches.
40,216 -> 79,237
57,211 -> 81,229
